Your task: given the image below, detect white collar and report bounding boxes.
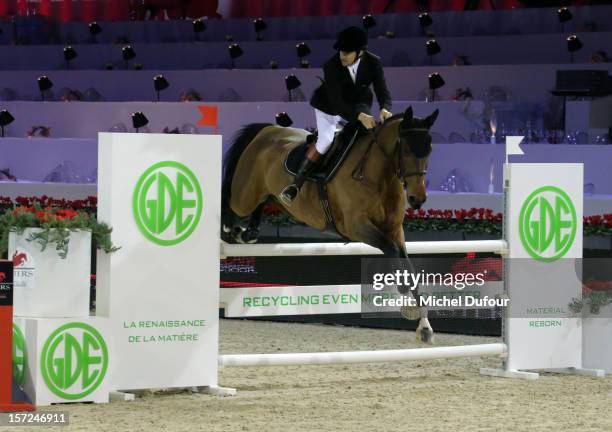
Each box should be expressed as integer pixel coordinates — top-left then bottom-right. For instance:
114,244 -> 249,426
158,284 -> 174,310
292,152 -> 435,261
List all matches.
348,56 -> 361,72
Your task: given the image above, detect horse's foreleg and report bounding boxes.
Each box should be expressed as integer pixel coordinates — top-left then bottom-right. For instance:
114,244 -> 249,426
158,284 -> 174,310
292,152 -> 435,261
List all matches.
225,201 -> 267,244
397,239 -> 434,344
240,201 -> 267,244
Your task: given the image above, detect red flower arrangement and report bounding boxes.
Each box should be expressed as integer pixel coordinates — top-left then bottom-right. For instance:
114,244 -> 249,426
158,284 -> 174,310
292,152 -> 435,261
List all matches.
583,280 -> 612,292
584,214 -> 612,236
0,196 -> 116,259
404,207 -> 504,235
1,196 -> 611,237
11,195 -> 97,211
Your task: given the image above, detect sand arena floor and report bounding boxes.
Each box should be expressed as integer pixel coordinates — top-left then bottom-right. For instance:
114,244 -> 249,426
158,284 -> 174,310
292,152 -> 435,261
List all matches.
14,319 -> 612,432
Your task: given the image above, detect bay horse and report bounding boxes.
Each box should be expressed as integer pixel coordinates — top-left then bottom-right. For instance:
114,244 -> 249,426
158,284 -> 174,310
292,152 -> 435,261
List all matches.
222,106 -> 439,343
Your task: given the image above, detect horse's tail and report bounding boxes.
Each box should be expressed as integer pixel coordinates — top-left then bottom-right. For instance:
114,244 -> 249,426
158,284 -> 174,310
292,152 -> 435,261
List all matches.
221,123 -> 272,227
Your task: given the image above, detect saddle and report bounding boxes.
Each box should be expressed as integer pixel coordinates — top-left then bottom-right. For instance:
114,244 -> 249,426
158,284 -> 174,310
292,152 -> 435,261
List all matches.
282,124 -> 364,240
284,124 -> 363,184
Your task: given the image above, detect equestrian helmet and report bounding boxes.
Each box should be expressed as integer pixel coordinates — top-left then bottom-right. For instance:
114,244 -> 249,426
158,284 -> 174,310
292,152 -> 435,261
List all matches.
333,26 -> 368,52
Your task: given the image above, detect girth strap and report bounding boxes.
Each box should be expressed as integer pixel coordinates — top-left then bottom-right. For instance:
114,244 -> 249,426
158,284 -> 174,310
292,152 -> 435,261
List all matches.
317,183 -> 350,242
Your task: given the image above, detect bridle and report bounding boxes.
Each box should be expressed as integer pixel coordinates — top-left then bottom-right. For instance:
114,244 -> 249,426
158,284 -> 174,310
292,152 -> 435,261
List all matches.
373,123 -> 429,186
351,119 -> 431,186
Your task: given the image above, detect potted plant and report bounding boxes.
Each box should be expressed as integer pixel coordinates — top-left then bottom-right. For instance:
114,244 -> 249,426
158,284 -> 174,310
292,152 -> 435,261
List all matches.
570,280 -> 612,374
0,198 -> 118,318
583,215 -> 612,250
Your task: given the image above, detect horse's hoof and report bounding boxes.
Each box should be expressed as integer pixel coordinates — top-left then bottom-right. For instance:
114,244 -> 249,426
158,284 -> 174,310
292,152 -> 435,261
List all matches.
230,227 -> 246,244
400,305 -> 421,321
416,327 -> 434,344
240,228 -> 259,244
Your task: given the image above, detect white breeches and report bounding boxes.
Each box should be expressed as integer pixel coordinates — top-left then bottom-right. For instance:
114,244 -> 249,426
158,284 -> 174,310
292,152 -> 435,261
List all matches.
314,109 -> 345,154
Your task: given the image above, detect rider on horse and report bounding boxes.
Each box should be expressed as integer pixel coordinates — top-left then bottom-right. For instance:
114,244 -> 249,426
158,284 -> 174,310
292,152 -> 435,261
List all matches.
279,26 -> 393,205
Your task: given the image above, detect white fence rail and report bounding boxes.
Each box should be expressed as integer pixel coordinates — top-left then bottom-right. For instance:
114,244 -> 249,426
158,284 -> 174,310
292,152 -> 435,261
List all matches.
221,240 -> 507,258
219,343 -> 507,367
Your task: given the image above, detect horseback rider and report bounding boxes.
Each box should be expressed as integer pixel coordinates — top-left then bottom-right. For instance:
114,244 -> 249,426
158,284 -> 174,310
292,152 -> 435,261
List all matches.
279,26 -> 393,205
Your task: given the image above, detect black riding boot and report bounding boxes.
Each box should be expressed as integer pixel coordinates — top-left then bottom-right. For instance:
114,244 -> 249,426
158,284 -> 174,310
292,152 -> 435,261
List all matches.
279,156 -> 318,205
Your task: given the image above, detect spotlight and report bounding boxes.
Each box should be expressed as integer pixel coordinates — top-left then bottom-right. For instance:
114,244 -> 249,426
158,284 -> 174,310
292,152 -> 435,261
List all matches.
285,74 -> 301,102
285,74 -> 301,91
385,31 -> 396,39
131,112 -> 149,132
153,74 -> 169,101
428,72 -> 445,89
89,21 -> 102,35
37,75 -> 53,101
225,35 -> 234,42
362,14 -> 376,31
558,7 -> 572,23
419,13 -> 433,28
270,60 -> 279,69
0,109 -> 14,137
296,42 -> 311,67
228,43 -> 243,68
296,42 -> 311,58
253,18 -> 267,41
228,44 -> 243,58
276,112 -> 293,127
193,19 -> 206,41
428,72 -> 445,102
426,39 -> 441,65
566,34 -> 582,63
63,46 -> 77,69
193,19 -> 206,33
122,45 -> 136,69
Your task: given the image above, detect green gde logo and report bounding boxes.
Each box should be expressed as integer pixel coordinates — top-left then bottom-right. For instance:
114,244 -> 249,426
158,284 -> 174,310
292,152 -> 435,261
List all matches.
133,161 -> 203,246
12,324 -> 27,386
519,186 -> 577,262
40,323 -> 108,400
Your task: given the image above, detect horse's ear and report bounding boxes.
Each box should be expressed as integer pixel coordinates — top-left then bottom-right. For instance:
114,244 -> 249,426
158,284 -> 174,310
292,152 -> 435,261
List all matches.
425,109 -> 439,128
403,106 -> 413,123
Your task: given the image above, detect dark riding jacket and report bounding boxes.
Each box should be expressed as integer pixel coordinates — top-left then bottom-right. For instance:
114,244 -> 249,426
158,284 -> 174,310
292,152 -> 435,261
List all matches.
310,51 -> 392,123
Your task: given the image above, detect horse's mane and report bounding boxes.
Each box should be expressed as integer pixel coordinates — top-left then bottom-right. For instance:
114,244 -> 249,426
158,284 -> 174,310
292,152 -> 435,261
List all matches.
372,112 -> 432,158
372,113 -> 404,135
221,123 -> 272,222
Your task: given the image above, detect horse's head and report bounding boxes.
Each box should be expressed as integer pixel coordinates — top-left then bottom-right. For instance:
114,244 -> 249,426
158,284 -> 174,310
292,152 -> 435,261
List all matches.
397,106 -> 438,209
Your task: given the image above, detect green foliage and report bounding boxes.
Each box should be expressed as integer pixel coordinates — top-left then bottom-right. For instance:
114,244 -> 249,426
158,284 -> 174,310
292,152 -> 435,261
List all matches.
0,202 -> 119,259
569,281 -> 612,315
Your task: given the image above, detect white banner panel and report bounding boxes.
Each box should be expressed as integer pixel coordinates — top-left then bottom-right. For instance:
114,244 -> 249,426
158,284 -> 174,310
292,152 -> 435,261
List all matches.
10,229 -> 91,318
221,285 -> 363,317
21,318 -> 110,406
96,133 -> 221,391
221,282 -> 504,317
506,163 -> 583,370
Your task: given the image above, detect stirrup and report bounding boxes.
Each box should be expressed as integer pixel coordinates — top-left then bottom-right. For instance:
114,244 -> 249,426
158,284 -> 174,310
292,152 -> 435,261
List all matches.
279,184 -> 299,206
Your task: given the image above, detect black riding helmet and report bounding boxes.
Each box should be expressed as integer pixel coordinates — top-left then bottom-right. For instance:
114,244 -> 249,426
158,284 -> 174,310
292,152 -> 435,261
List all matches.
333,26 -> 368,52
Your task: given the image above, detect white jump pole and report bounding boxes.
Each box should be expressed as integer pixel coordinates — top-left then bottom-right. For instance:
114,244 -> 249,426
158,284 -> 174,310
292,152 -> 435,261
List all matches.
220,240 -> 509,369
219,343 -> 507,367
221,239 -> 507,258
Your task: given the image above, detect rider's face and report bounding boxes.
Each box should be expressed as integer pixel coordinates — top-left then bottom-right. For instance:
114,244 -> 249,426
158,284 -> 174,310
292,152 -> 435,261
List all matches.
339,50 -> 361,67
